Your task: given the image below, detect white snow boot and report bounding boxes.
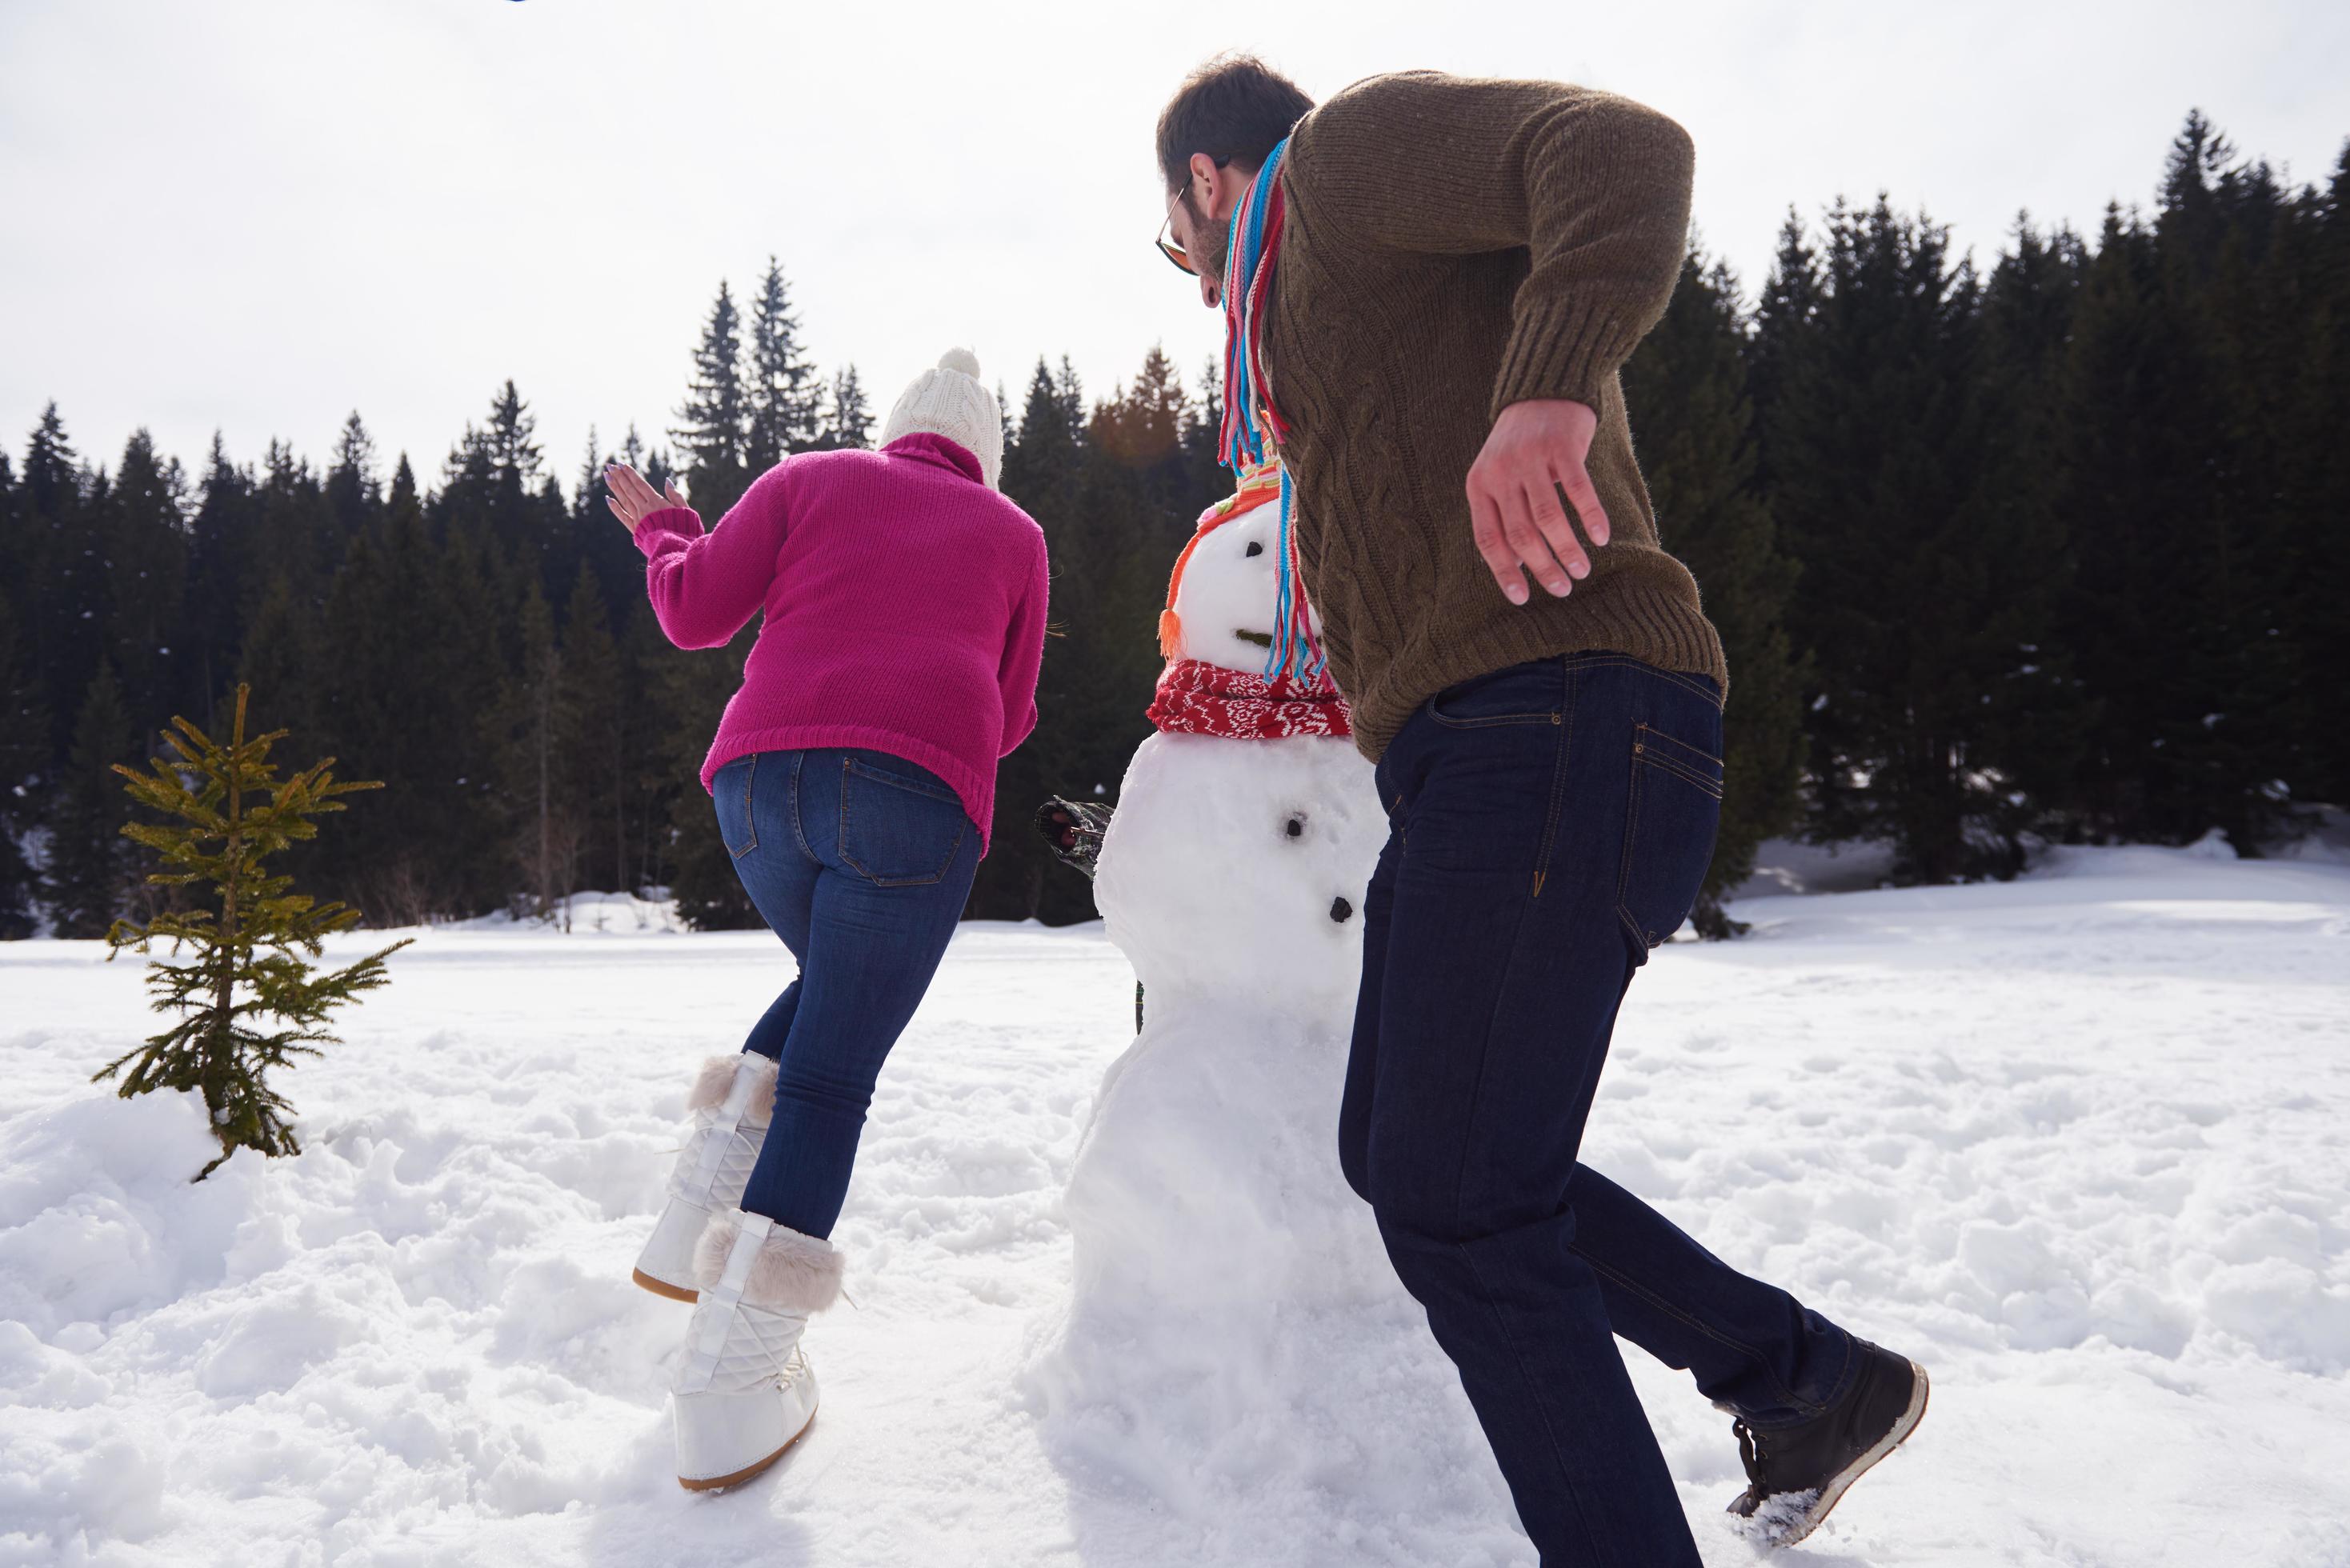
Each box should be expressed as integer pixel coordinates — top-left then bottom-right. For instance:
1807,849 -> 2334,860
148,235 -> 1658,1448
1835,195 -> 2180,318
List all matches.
671,1209 -> 839,1490
635,1053 -> 779,1302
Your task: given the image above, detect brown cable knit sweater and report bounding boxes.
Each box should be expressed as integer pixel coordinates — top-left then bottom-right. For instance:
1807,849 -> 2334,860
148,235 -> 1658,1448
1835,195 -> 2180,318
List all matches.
1267,71 -> 1727,760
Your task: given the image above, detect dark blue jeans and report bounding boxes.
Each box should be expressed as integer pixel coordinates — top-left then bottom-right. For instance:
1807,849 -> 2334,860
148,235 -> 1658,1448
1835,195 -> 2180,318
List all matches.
713,747 -> 982,1239
1338,654 -> 1856,1567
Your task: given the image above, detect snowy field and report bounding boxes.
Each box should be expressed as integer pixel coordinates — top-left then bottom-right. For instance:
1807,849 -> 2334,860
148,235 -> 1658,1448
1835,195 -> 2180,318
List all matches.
4,842 -> 2348,1567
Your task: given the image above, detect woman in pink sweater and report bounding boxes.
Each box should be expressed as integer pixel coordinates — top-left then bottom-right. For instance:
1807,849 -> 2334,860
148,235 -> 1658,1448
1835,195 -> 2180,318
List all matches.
602,350 -> 1047,1491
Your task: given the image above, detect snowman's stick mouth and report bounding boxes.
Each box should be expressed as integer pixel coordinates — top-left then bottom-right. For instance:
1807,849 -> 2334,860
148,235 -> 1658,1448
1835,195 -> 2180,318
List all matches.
1234,629 -> 1274,649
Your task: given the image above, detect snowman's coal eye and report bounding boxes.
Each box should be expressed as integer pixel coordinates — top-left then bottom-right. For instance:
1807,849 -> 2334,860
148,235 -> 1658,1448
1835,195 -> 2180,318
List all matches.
1245,542 -> 1264,558
1283,815 -> 1305,839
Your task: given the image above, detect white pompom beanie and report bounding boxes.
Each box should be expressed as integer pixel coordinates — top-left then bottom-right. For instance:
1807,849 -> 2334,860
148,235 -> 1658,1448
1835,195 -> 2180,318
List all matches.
879,347 -> 1003,490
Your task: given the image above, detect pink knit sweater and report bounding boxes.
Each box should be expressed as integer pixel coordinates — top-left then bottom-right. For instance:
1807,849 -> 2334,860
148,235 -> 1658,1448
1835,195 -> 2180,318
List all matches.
634,433 -> 1049,851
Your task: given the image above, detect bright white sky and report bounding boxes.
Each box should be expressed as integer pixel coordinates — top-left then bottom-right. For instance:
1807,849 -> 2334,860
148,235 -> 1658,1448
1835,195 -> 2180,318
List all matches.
3,0 -> 2344,495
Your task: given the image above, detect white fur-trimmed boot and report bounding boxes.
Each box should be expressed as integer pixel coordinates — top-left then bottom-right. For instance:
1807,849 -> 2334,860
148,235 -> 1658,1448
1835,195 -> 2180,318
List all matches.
635,1054 -> 779,1302
671,1209 -> 839,1490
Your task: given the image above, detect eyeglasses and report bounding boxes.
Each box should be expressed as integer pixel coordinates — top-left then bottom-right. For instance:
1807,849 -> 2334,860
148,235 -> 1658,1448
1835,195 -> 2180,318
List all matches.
1156,182 -> 1199,276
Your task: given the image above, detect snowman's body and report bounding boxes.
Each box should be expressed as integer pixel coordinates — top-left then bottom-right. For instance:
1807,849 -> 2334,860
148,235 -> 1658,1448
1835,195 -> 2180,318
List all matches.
1030,494 -> 1514,1558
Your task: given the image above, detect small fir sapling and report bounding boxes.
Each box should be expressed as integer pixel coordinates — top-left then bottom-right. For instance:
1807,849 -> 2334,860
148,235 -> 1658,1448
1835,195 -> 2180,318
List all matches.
98,684 -> 410,1179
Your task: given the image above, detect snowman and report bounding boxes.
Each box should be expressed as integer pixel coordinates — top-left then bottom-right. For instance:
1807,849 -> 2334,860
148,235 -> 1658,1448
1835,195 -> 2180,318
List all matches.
1027,465 -> 1514,1555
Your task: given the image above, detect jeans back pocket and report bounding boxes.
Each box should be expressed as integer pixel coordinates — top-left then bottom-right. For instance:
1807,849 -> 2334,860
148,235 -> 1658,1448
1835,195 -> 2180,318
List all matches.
1615,722 -> 1724,953
838,756 -> 970,886
714,754 -> 759,860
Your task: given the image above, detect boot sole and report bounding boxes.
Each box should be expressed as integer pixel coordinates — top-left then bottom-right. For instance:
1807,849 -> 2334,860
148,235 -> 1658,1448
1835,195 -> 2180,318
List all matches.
1770,1359 -> 1932,1547
632,1267 -> 699,1305
678,1406 -> 815,1492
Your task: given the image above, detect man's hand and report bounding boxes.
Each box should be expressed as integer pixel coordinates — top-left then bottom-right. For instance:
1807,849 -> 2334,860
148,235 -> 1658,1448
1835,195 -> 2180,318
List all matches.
1466,399 -> 1611,605
604,464 -> 687,532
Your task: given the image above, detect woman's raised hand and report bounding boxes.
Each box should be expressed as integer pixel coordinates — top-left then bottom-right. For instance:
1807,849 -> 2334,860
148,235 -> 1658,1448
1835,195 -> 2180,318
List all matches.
605,464 -> 687,532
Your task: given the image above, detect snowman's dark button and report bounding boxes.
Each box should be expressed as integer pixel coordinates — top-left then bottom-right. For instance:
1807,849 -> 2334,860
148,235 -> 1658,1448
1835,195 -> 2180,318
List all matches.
1246,541 -> 1265,557
1330,896 -> 1354,923
1285,817 -> 1304,838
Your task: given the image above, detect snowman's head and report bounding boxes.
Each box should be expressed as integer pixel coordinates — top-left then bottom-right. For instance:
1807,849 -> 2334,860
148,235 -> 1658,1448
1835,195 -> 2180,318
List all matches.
1095,731 -> 1383,1010
1166,503 -> 1319,676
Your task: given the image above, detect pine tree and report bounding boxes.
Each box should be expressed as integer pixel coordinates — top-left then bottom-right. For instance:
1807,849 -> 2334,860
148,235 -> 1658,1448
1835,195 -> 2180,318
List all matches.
0,447 -> 18,566
0,593 -> 49,938
436,383 -> 563,600
746,258 -> 823,467
1053,357 -> 1088,445
495,382 -> 572,596
674,281 -> 752,517
2055,198 -> 2271,846
250,438 -> 338,603
1180,359 -> 1227,502
1756,200 -> 2053,881
622,606 -> 687,895
430,528 -> 517,914
46,662 -> 139,937
656,619 -> 762,930
645,289 -> 767,928
822,366 -> 874,450
482,380 -> 543,494
99,685 -> 409,1178
1747,213 -> 1822,499
184,434 -> 256,729
1091,345 -> 1188,467
603,410 -> 756,928
1002,361 -> 1079,510
557,565 -> 627,895
2150,117 -> 2300,846
100,429 -> 193,732
1973,218 -> 2094,844
237,570 -> 324,742
306,463 -> 499,923
324,411 -> 381,541
20,403 -> 80,516
1621,250 -> 1804,934
973,362 -> 1089,923
19,404 -> 105,759
2285,143 -> 2350,811
497,582 -> 576,919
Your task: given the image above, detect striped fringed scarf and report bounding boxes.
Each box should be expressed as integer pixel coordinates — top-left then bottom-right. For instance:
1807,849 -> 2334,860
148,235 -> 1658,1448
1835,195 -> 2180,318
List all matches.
1215,136 -> 1327,688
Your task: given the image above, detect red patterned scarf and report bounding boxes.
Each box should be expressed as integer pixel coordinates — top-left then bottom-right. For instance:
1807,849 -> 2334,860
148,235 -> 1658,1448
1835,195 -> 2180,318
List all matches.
1147,658 -> 1351,741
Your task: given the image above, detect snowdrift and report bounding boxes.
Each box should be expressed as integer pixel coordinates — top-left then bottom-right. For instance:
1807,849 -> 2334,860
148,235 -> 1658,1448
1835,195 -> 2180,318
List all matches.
1,843 -> 2344,1564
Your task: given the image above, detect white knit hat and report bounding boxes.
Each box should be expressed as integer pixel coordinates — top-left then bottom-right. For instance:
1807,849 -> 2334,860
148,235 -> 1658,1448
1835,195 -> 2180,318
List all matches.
879,347 -> 1003,489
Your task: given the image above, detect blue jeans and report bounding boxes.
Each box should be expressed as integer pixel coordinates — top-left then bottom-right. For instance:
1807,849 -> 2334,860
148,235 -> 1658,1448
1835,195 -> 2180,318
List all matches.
1338,655 -> 1856,1567
713,747 -> 983,1239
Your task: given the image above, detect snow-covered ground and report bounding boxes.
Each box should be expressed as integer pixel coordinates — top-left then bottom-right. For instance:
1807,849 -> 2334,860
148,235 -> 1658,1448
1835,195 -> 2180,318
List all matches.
3,842 -> 2347,1566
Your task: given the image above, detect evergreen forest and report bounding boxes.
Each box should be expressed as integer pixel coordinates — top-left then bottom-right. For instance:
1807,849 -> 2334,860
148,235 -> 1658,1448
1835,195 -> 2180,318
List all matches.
4,118 -> 2344,938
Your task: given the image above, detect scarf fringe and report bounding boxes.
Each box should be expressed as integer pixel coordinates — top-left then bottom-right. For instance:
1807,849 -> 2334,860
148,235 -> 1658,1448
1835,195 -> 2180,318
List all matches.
1214,136 -> 1326,687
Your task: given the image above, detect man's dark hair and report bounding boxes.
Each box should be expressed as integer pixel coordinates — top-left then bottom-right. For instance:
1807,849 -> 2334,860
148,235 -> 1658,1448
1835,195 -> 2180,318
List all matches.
1155,54 -> 1314,194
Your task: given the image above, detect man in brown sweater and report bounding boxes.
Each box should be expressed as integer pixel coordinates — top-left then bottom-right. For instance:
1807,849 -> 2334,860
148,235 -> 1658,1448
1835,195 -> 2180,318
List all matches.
1153,58 -> 1928,1562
